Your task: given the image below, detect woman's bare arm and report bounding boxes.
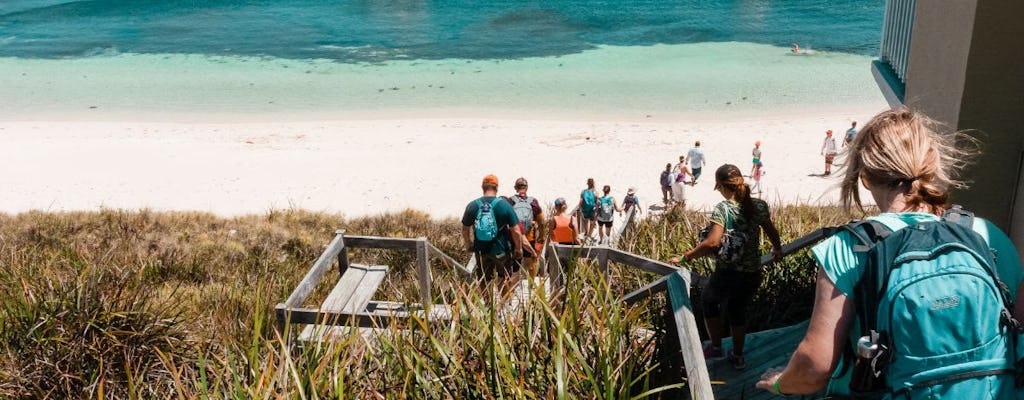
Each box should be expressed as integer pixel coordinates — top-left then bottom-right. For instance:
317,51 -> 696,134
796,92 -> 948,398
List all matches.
756,267 -> 854,394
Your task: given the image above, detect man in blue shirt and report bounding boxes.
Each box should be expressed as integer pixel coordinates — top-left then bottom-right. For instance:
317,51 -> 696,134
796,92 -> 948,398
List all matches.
461,174 -> 523,281
687,141 -> 707,185
843,121 -> 857,147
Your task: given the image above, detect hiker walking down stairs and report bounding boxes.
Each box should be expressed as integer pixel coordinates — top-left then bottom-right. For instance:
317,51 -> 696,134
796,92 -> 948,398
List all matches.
461,174 -> 523,283
577,178 -> 599,243
596,185 -> 622,245
507,177 -> 544,275
670,164 -> 783,371
549,197 -> 580,245
755,108 -> 1024,398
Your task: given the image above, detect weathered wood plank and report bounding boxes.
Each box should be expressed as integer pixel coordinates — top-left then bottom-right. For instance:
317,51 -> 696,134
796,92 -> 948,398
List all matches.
610,208 -> 637,246
545,243 -> 564,294
341,265 -> 388,314
619,273 -> 673,305
758,226 -> 839,266
466,253 -> 477,276
343,235 -> 419,250
337,229 -> 349,275
606,249 -> 679,276
427,242 -> 473,278
415,238 -> 432,307
321,264 -> 372,313
284,231 -> 346,308
284,307 -> 381,328
598,249 -> 610,274
552,244 -> 606,260
667,270 -> 714,400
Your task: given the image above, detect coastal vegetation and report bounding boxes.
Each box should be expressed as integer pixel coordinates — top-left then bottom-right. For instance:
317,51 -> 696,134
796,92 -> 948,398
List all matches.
0,205 -> 852,398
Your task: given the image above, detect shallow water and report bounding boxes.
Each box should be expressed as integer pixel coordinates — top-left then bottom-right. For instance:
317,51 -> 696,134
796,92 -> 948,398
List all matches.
0,0 -> 887,119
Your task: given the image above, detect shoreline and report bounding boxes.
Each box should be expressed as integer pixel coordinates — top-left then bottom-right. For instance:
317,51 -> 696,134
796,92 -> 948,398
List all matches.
1,109 -> 879,219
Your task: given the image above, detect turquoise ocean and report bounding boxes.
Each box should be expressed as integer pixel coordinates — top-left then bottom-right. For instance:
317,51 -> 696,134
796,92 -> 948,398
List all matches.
0,0 -> 888,120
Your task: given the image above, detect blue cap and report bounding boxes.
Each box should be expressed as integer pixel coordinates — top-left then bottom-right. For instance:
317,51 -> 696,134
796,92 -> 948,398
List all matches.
554,197 -> 566,207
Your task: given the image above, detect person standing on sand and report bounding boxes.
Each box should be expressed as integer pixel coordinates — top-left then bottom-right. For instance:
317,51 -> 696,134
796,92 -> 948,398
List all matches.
843,121 -> 857,147
660,163 -> 673,205
670,164 -> 783,371
549,198 -> 581,245
687,141 -> 706,185
673,157 -> 690,205
506,177 -> 544,275
820,130 -> 837,176
577,178 -> 599,242
751,161 -> 765,195
622,186 -> 641,216
596,185 -> 622,245
462,175 -> 523,283
750,140 -> 762,177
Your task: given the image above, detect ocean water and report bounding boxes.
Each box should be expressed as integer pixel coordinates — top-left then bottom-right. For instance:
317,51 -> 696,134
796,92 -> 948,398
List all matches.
0,0 -> 887,119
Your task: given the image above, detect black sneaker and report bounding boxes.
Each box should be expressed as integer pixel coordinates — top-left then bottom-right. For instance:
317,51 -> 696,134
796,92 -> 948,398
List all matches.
727,350 -> 746,370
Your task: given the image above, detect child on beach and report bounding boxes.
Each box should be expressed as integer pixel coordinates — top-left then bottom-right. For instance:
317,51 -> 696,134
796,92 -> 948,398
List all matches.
751,161 -> 765,195
750,141 -> 762,177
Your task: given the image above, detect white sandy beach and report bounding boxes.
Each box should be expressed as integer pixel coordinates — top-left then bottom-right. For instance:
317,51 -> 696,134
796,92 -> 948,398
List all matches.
1,106 -> 880,219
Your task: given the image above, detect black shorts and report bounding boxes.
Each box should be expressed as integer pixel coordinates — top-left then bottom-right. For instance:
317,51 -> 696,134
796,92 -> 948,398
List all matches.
474,253 -> 520,281
692,167 -> 702,179
597,220 -> 613,228
701,268 -> 762,324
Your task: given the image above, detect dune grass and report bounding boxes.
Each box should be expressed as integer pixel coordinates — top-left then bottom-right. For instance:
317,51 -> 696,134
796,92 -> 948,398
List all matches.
0,204 -> 854,398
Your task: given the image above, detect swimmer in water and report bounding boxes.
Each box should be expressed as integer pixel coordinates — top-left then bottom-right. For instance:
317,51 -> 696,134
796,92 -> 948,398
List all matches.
791,43 -> 800,54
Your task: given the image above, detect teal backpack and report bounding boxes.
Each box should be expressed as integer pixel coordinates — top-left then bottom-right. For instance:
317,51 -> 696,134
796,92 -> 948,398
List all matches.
474,198 -> 502,243
843,207 -> 1022,398
581,189 -> 596,213
598,196 -> 614,221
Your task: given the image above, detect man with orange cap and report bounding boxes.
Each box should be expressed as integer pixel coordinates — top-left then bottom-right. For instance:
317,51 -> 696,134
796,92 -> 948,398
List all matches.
461,174 -> 523,282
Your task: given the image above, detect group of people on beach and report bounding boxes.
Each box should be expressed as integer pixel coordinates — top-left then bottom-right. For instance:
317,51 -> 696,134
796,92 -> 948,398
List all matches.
660,141 -> 708,205
460,175 -> 642,281
462,107 -> 1023,399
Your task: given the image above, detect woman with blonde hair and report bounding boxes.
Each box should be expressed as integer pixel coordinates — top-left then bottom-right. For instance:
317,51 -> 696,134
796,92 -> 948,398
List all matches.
755,108 -> 1024,398
671,163 -> 783,370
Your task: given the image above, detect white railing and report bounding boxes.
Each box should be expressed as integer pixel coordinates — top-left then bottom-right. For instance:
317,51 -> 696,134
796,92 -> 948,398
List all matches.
879,0 -> 916,83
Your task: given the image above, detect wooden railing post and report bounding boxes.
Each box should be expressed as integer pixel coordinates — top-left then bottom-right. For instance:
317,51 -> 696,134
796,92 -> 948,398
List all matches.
667,270 -> 714,400
598,248 -> 609,276
546,243 -> 563,293
415,237 -> 432,307
336,229 -> 348,275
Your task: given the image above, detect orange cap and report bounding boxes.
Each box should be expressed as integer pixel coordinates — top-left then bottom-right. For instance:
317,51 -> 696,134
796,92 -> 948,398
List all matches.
482,174 -> 499,186
826,130 -> 833,134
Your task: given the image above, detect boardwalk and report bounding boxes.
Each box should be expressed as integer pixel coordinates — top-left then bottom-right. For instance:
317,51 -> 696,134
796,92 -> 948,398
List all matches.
706,321 -> 823,400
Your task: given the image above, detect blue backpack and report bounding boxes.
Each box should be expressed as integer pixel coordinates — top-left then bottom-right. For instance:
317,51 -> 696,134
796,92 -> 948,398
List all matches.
474,198 -> 502,243
581,189 -> 596,213
843,207 -> 1021,398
